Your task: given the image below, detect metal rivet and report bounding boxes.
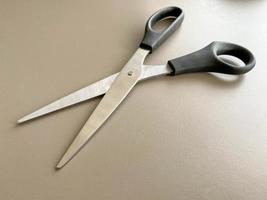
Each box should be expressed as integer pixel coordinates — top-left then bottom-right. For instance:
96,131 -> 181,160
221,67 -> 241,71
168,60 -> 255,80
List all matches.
128,71 -> 134,76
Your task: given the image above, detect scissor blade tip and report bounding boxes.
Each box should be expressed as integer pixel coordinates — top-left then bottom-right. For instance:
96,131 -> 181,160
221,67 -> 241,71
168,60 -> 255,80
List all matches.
55,164 -> 63,170
17,114 -> 36,124
56,162 -> 65,169
17,118 -> 26,124
56,158 -> 68,169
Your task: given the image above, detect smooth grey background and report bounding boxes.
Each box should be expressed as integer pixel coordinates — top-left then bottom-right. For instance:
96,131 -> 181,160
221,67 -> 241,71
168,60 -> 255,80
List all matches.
1,0 -> 267,199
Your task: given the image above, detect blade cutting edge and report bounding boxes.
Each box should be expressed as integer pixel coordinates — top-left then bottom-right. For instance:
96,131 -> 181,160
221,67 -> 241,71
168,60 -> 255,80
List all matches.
56,48 -> 149,168
17,65 -> 170,123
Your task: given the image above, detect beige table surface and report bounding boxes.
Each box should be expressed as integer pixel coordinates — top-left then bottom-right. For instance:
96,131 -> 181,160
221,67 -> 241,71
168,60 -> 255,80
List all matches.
1,0 -> 267,199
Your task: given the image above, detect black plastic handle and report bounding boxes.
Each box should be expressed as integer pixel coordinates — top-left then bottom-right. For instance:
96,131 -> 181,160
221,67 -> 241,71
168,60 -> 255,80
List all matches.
168,41 -> 256,76
140,6 -> 184,53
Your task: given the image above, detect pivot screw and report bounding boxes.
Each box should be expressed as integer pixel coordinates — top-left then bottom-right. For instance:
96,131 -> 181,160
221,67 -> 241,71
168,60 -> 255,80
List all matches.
128,71 -> 134,76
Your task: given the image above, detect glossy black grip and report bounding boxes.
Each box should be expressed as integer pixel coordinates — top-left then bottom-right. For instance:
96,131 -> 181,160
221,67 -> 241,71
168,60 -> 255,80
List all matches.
168,41 -> 256,75
140,6 -> 184,53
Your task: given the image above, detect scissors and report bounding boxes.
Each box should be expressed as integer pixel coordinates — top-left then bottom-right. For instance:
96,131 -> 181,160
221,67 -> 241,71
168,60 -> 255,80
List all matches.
18,7 -> 256,169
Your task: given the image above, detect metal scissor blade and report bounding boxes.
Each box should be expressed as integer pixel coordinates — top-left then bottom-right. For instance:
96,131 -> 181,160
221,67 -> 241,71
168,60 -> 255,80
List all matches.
17,73 -> 118,123
56,48 -> 149,168
17,65 -> 170,124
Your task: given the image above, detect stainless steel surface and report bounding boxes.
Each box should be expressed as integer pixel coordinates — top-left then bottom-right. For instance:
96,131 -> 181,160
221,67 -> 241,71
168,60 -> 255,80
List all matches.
56,48 -> 150,168
17,64 -> 170,123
